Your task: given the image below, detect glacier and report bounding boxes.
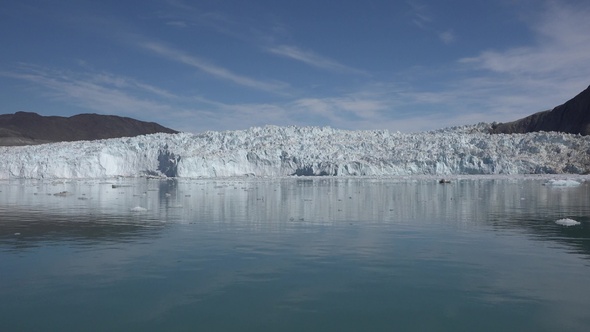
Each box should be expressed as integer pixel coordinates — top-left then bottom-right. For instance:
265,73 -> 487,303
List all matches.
1,124 -> 589,179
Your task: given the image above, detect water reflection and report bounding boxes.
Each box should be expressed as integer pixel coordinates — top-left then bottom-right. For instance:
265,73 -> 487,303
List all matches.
0,208 -> 164,251
1,176 -> 590,331
1,177 -> 589,253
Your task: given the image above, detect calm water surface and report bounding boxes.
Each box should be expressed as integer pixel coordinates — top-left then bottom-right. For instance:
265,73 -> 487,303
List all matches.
1,177 -> 589,331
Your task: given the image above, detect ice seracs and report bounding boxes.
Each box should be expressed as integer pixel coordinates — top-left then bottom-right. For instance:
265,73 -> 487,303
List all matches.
1,124 -> 589,179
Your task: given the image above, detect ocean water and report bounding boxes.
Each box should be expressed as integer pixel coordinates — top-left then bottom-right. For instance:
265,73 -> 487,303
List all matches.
1,176 -> 589,331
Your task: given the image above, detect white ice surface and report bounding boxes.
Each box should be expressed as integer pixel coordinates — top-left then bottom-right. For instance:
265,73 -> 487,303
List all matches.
1,124 -> 589,179
544,179 -> 582,187
555,218 -> 581,226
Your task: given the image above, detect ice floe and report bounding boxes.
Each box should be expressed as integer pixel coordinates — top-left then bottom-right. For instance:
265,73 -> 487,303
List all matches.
555,218 -> 581,226
544,179 -> 582,187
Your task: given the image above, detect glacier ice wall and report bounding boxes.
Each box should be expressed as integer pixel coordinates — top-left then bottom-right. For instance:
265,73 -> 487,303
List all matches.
1,125 -> 589,179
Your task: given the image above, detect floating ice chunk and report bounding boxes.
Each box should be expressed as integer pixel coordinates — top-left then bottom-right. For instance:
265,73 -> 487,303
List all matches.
545,179 -> 581,187
555,218 -> 580,226
130,206 -> 147,212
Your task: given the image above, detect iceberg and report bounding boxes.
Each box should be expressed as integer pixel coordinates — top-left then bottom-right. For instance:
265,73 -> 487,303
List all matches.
555,218 -> 581,226
544,179 -> 582,187
1,124 -> 589,179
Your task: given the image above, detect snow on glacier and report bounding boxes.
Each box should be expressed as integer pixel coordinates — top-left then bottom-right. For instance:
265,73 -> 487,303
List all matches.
1,124 -> 589,179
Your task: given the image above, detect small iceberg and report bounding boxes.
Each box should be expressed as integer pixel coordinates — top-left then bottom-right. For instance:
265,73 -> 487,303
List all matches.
544,179 -> 582,187
130,206 -> 147,212
555,218 -> 581,226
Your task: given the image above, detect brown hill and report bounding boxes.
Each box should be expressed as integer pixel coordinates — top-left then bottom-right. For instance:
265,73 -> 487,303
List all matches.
491,85 -> 590,136
0,112 -> 179,146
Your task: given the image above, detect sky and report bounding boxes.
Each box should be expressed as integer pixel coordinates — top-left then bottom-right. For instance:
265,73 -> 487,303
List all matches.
1,0 -> 590,133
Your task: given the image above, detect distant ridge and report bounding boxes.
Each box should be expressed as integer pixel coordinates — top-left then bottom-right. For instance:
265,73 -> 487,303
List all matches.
491,85 -> 590,136
0,112 -> 178,146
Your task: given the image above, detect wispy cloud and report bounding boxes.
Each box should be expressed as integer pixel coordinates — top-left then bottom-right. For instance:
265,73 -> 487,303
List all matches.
163,1 -> 236,36
165,20 -> 188,28
162,0 -> 283,46
1,64 -> 186,121
209,89 -> 494,133
367,0 -> 590,129
0,64 -> 242,133
407,0 -> 455,45
267,45 -> 367,75
407,0 -> 431,29
140,41 -> 289,93
192,90 -> 405,132
90,72 -> 179,100
456,1 -> 590,114
438,29 -> 456,44
4,2 -> 588,135
276,0 -> 590,134
460,3 -> 590,78
3,62 -> 553,134
164,0 -> 195,12
160,3 -> 366,79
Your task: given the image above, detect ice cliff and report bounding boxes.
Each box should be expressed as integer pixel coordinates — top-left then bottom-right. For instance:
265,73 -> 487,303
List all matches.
1,124 -> 589,179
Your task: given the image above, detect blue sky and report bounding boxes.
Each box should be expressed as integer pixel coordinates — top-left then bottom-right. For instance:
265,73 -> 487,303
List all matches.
1,0 -> 589,133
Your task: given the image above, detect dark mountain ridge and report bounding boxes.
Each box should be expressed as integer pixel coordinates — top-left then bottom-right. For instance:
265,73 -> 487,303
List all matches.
0,112 -> 178,146
491,85 -> 590,136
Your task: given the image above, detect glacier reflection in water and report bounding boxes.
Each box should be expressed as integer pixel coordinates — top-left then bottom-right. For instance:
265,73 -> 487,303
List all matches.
1,176 -> 589,331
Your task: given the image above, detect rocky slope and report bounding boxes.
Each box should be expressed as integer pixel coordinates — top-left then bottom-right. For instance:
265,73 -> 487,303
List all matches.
491,85 -> 590,136
0,112 -> 178,146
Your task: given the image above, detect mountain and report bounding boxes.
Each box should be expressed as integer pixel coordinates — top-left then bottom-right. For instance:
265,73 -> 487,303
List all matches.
0,112 -> 178,146
491,85 -> 590,135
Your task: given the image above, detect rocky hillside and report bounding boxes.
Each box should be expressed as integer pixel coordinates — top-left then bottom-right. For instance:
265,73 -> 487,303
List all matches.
491,85 -> 590,136
0,112 -> 178,146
